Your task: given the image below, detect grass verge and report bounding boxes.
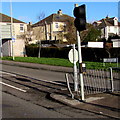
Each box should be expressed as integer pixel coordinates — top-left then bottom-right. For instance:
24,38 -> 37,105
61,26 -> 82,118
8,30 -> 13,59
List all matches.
2,56 -> 120,69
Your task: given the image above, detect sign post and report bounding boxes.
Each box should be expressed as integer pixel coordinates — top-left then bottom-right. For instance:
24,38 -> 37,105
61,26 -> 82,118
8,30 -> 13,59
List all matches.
103,58 -> 119,67
73,44 -> 78,92
68,45 -> 78,92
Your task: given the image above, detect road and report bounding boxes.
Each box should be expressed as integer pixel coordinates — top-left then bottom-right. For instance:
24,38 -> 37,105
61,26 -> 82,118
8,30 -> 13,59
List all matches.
1,64 -> 70,118
2,92 -> 69,118
2,64 -> 66,83
1,64 -> 108,118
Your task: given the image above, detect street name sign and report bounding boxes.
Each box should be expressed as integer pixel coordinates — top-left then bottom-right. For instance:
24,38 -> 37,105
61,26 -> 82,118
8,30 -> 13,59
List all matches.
103,58 -> 118,63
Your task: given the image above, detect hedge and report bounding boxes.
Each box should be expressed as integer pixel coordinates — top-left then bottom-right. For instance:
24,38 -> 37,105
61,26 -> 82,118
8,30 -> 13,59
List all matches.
25,45 -> 120,62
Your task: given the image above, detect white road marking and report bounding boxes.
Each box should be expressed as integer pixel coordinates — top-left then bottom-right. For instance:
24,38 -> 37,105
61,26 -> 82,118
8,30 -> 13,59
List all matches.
1,71 -> 67,88
0,81 -> 27,93
0,71 -> 16,77
39,78 -> 67,87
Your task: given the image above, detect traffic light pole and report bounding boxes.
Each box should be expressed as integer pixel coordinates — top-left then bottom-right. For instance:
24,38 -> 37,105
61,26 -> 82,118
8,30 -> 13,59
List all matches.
77,30 -> 85,101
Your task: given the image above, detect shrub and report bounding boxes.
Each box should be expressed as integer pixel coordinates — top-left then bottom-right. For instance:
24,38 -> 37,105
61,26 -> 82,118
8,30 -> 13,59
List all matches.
25,45 -> 120,62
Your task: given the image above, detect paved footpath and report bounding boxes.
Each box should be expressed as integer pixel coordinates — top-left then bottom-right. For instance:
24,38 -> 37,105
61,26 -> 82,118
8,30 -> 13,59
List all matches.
1,60 -> 120,119
1,60 -> 72,73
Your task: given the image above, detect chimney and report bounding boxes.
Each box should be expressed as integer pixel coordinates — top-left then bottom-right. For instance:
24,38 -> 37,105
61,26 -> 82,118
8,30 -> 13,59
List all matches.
57,9 -> 62,15
74,4 -> 78,7
29,22 -> 32,25
27,22 -> 32,31
114,17 -> 118,26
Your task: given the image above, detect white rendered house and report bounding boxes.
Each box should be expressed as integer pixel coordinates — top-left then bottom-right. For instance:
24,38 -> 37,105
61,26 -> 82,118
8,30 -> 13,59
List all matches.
93,16 -> 120,40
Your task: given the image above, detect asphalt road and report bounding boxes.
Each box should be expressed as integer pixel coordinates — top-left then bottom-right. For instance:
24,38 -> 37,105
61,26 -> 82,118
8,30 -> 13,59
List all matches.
1,64 -> 109,119
2,64 -> 67,83
2,64 -> 120,93
2,92 -> 69,118
1,64 -> 71,118
1,84 -> 106,119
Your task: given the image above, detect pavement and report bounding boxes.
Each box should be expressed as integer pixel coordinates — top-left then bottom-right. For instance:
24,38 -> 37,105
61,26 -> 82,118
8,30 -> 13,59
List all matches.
1,60 -> 120,119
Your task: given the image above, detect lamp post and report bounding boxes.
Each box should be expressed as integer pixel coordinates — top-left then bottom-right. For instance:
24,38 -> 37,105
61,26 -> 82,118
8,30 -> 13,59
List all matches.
0,36 -> 2,58
10,0 -> 14,60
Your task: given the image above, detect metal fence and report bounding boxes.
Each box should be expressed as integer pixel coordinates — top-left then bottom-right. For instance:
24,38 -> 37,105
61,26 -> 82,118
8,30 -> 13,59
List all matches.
110,67 -> 120,92
82,68 -> 120,95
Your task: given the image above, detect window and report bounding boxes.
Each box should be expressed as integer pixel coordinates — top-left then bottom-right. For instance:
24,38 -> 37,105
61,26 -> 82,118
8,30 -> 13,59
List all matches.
114,26 -> 118,34
108,26 -> 110,32
114,18 -> 118,26
20,24 -> 24,32
63,24 -> 66,32
55,23 -> 59,28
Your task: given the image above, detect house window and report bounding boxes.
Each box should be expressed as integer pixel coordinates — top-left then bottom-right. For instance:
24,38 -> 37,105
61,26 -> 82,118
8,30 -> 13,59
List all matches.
49,35 -> 51,40
55,36 -> 56,40
108,26 -> 110,32
20,24 -> 24,32
114,26 -> 117,33
63,24 -> 66,32
55,23 -> 59,28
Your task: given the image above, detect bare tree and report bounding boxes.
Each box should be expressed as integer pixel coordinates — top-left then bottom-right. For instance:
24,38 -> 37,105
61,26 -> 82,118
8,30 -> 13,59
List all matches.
105,42 -> 112,58
37,12 -> 45,58
19,12 -> 45,57
64,19 -> 76,44
37,12 -> 45,21
58,18 -> 76,44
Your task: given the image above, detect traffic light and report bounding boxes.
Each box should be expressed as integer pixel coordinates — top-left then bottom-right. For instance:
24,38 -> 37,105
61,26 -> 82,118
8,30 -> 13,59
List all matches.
73,4 -> 86,32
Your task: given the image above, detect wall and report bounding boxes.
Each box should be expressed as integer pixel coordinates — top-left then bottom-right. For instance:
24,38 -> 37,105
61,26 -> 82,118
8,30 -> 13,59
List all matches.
13,39 -> 25,56
52,22 -> 67,42
113,41 -> 120,48
109,26 -> 119,34
87,42 -> 104,48
2,40 -> 11,56
112,39 -> 120,48
32,21 -> 67,42
14,23 -> 27,39
0,23 -> 12,39
1,22 -> 27,57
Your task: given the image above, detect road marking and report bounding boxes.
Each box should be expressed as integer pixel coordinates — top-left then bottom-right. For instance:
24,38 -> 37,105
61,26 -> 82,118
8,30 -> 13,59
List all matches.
1,70 -> 67,87
0,71 -> 16,77
39,78 -> 67,87
0,81 -> 27,93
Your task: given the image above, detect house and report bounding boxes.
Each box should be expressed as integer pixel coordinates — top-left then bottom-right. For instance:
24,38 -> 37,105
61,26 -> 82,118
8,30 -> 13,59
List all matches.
93,16 -> 120,40
28,9 -> 74,44
0,13 -> 27,57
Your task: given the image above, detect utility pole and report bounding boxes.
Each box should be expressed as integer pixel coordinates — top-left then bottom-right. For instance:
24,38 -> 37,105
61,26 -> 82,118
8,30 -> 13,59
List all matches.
10,0 -> 14,60
0,36 -> 2,58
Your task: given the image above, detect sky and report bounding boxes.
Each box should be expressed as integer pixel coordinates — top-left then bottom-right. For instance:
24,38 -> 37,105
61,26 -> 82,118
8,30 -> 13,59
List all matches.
1,1 -> 119,24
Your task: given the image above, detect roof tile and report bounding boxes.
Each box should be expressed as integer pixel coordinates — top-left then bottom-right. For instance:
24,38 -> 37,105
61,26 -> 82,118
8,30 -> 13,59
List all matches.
0,13 -> 25,23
